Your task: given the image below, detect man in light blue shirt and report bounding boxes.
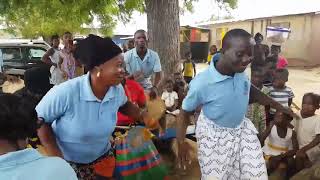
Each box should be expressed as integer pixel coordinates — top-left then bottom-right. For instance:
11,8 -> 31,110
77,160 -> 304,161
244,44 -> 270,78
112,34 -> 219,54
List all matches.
182,61 -> 250,128
124,30 -> 162,90
176,29 -> 295,180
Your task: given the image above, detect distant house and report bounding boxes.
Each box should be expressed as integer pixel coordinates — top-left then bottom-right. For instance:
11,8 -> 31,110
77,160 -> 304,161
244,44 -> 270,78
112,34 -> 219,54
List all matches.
199,11 -> 320,67
180,26 -> 210,62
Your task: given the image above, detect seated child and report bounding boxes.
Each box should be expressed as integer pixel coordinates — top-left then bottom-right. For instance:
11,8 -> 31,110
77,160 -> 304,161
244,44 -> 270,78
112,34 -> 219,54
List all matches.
246,68 -> 269,134
294,93 -> 320,171
182,51 -> 196,84
173,72 -> 187,109
162,79 -> 179,115
0,94 -> 77,180
267,68 -> 294,123
260,110 -> 298,176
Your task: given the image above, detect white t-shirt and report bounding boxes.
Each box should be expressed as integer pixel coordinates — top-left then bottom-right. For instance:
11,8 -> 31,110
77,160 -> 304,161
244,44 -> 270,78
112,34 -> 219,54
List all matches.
262,125 -> 293,156
293,114 -> 320,162
49,48 -> 64,85
161,91 -> 178,108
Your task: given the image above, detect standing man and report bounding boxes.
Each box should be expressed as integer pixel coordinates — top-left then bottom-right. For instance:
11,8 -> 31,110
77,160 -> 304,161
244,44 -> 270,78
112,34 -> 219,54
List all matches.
177,29 -> 296,180
124,30 -> 162,91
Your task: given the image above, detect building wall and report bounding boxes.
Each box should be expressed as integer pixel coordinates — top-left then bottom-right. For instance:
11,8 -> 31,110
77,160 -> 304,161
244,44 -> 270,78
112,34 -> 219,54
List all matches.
309,14 -> 320,65
208,13 -> 319,66
209,21 -> 252,49
266,14 -> 313,64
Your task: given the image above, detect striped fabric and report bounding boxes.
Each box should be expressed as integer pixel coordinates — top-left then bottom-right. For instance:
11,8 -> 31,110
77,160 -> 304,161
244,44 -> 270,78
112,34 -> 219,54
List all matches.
268,86 -> 294,114
196,111 -> 268,180
115,127 -> 168,180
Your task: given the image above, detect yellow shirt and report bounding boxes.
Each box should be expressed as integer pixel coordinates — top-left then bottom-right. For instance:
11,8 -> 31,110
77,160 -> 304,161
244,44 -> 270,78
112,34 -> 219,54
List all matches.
207,54 -> 213,63
184,62 -> 194,77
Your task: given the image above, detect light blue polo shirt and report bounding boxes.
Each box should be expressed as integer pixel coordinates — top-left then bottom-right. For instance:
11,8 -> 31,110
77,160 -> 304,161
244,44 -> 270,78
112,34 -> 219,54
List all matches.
124,48 -> 161,89
0,148 -> 77,180
182,62 -> 250,128
36,73 -> 127,163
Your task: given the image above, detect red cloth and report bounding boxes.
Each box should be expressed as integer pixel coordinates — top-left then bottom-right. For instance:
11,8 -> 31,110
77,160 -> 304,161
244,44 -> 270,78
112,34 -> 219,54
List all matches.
117,79 -> 146,125
277,56 -> 288,69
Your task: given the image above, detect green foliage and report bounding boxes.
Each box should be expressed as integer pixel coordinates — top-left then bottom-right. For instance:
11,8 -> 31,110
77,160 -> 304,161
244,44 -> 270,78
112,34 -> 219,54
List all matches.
0,0 -> 235,38
0,0 -> 144,38
180,0 -> 237,13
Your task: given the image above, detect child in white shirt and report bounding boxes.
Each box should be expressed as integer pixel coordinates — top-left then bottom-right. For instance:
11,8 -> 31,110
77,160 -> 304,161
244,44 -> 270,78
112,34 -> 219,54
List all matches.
294,93 -> 320,171
161,79 -> 179,115
260,110 -> 298,177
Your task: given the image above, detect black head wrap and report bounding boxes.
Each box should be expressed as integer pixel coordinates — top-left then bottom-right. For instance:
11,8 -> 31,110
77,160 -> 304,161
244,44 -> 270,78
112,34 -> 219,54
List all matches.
74,34 -> 122,71
24,67 -> 52,95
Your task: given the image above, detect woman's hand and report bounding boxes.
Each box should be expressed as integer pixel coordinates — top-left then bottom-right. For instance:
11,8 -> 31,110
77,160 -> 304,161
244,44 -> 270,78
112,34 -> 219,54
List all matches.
37,122 -> 64,158
177,140 -> 192,170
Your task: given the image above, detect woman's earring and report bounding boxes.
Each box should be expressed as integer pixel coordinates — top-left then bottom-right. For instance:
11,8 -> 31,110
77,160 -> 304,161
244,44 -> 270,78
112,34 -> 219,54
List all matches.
97,71 -> 101,78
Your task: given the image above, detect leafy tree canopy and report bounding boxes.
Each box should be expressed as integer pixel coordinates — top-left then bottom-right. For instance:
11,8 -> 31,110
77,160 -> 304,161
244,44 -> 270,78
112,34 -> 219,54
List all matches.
0,0 -> 144,38
0,0 -> 236,38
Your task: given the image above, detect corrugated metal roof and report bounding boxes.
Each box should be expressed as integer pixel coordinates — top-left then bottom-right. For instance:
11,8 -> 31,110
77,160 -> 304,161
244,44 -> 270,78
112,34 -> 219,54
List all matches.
197,10 -> 320,26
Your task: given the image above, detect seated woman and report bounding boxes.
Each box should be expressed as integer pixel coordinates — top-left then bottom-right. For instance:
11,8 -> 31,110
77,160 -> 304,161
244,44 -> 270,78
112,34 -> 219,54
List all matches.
260,110 -> 298,177
0,93 -> 77,180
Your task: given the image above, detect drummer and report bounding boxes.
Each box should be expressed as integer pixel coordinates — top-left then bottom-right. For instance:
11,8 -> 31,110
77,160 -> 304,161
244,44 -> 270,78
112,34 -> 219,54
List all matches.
36,34 -> 149,179
124,29 -> 162,91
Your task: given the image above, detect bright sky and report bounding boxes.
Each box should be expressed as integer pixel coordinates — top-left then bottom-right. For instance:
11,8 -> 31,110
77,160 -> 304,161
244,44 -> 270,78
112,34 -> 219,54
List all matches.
114,0 -> 320,35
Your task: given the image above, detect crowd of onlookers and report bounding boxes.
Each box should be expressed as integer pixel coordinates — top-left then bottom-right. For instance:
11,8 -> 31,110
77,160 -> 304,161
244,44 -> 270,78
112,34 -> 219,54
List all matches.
243,33 -> 320,179
0,30 -> 320,179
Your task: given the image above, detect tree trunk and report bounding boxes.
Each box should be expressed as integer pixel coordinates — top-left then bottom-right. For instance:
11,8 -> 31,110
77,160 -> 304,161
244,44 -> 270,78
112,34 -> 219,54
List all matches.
145,0 -> 180,76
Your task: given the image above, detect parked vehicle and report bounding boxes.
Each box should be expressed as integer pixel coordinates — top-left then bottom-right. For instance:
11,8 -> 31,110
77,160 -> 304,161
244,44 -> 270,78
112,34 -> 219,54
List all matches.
0,41 -> 50,76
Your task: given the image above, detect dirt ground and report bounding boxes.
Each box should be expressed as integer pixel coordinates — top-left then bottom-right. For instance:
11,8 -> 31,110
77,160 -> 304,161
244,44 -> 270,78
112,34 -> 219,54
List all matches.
165,64 -> 320,179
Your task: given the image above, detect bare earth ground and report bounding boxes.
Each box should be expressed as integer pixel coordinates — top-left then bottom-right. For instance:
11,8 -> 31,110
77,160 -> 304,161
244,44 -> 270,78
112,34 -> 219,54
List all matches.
164,64 -> 320,179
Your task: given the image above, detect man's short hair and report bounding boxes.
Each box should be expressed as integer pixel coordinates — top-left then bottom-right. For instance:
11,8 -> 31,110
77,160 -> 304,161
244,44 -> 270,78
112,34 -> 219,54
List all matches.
222,29 -> 251,50
134,29 -> 147,37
